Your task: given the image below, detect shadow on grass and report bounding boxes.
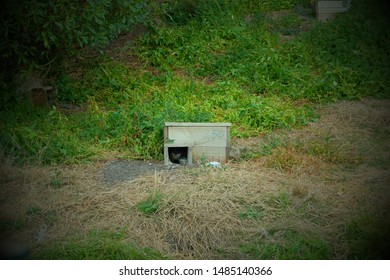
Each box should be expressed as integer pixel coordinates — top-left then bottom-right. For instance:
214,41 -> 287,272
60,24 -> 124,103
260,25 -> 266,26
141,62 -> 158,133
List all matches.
346,213 -> 390,260
240,229 -> 331,260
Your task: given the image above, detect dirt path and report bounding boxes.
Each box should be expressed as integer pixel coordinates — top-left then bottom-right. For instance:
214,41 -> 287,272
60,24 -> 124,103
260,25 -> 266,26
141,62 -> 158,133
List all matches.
1,98 -> 389,259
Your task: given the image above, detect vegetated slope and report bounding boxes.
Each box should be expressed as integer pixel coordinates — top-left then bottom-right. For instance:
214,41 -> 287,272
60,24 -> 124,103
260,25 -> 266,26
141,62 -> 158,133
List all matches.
0,0 -> 389,165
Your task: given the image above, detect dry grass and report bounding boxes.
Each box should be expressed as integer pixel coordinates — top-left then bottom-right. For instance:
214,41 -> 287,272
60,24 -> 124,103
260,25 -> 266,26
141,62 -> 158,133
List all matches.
1,162 -> 286,259
1,98 -> 389,259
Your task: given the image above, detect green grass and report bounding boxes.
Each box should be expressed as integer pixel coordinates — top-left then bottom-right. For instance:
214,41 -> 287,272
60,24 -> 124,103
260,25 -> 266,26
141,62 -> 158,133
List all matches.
240,229 -> 331,260
137,190 -> 161,215
345,213 -> 390,260
1,0 -> 388,165
0,218 -> 26,231
239,205 -> 265,220
33,229 -> 167,260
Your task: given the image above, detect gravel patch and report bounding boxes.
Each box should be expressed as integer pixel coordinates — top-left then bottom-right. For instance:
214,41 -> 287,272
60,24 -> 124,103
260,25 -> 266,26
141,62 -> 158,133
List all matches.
101,160 -> 164,186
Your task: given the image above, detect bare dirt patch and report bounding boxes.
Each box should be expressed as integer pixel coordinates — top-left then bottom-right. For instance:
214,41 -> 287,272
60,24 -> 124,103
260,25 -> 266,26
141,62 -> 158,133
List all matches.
1,98 -> 389,259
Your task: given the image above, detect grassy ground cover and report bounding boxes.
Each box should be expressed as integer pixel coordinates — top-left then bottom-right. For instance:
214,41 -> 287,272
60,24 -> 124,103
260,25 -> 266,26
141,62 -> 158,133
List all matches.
0,0 -> 389,260
0,0 -> 388,164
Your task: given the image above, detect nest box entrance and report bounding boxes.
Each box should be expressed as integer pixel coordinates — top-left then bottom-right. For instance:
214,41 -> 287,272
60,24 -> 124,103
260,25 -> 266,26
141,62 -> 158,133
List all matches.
164,122 -> 231,166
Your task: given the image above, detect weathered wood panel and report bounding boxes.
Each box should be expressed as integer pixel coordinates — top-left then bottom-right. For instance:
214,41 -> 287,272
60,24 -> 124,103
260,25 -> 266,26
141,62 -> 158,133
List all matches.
192,146 -> 229,162
164,122 -> 231,165
167,126 -> 228,147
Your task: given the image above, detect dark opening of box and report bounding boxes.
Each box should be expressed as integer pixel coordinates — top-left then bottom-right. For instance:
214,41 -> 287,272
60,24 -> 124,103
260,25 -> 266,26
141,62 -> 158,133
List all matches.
168,147 -> 188,164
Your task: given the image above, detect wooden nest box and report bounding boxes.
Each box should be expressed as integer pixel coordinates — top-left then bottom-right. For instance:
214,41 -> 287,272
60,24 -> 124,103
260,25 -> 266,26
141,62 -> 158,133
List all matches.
164,122 -> 231,165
